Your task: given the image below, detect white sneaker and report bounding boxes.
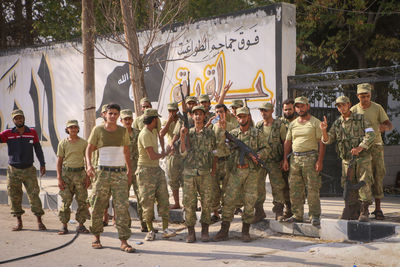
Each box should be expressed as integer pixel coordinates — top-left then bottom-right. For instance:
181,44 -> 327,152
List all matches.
145,231 -> 155,241
162,228 -> 177,238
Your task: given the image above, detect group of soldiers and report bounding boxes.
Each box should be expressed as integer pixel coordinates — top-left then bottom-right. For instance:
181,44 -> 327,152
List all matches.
0,82 -> 392,253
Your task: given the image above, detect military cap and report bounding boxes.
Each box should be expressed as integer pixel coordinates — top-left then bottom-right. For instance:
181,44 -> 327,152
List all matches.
335,96 -> 350,106
66,119 -> 79,128
167,102 -> 179,111
140,97 -> 150,105
101,104 -> 108,113
185,95 -> 198,104
192,105 -> 205,113
230,99 -> 244,108
357,83 -> 372,94
259,102 -> 274,110
144,108 -> 160,118
120,109 -> 133,119
294,96 -> 309,105
198,94 -> 210,102
236,107 -> 250,116
12,109 -> 24,119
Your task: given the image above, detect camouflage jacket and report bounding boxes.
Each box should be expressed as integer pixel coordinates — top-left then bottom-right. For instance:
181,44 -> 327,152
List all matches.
256,119 -> 284,162
323,113 -> 375,161
129,127 -> 140,167
181,127 -> 216,175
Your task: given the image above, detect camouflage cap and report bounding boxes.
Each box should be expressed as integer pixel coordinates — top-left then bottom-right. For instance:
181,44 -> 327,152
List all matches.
185,95 -> 198,104
144,108 -> 160,118
335,96 -> 350,106
101,104 -> 108,113
167,102 -> 178,111
120,109 -> 133,119
66,119 -> 79,128
140,97 -> 150,105
192,105 -> 205,113
294,96 -> 309,105
230,99 -> 244,108
198,94 -> 210,102
357,83 -> 372,94
259,102 -> 274,110
12,109 -> 24,119
236,107 -> 250,116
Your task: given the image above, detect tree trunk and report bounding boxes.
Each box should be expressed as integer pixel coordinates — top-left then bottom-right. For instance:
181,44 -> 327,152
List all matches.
120,0 -> 147,117
82,0 -> 96,138
25,0 -> 33,45
14,0 -> 23,46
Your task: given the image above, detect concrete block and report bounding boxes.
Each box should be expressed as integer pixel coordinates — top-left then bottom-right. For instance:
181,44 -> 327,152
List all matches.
293,223 -> 320,238
371,223 -> 396,240
21,192 -> 29,206
269,219 -> 293,234
169,209 -> 184,223
0,190 -> 8,204
320,219 -> 348,241
348,221 -> 371,242
251,219 -> 269,231
128,200 -> 139,219
39,192 -> 58,210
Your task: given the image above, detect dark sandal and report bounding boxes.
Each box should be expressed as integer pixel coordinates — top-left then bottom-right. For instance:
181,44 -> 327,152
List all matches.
77,225 -> 89,233
120,245 -> 135,253
12,223 -> 23,231
372,210 -> 385,220
38,223 -> 47,231
58,227 -> 69,235
92,241 -> 103,249
103,221 -> 108,227
211,215 -> 220,223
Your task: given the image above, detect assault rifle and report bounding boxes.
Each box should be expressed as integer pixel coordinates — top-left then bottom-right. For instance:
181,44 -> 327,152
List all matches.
225,131 -> 268,170
173,84 -> 191,151
343,156 -> 366,201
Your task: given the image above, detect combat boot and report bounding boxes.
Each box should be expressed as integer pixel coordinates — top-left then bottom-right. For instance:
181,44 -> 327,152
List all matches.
253,204 -> 266,223
186,226 -> 196,243
283,201 -> 293,219
241,223 -> 251,242
358,201 -> 370,222
213,221 -> 230,242
272,203 -> 284,221
201,223 -> 210,242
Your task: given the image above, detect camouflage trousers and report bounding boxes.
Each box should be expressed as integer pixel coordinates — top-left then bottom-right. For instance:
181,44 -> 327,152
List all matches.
370,144 -> 386,199
167,153 -> 184,191
289,154 -> 321,220
211,159 -> 229,211
59,169 -> 90,224
136,166 -> 170,223
222,168 -> 258,224
7,165 -> 44,217
341,155 -> 373,204
183,172 -> 212,226
256,162 -> 289,209
127,162 -> 144,223
89,169 -> 131,240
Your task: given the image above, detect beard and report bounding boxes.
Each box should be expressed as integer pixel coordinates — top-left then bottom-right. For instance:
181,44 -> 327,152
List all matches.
15,122 -> 25,128
298,111 -> 309,117
284,113 -> 295,120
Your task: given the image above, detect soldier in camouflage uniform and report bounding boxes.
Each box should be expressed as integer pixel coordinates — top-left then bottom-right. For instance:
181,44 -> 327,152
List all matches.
160,102 -> 183,210
136,109 -> 176,241
85,103 -> 134,253
0,109 -> 47,231
321,96 -> 375,222
213,107 -> 268,242
180,105 -> 216,243
283,97 -> 325,227
57,120 -> 90,235
199,94 -> 216,124
255,102 -> 288,222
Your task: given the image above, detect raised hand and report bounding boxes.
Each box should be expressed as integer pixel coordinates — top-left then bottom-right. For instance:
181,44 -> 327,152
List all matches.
320,116 -> 328,131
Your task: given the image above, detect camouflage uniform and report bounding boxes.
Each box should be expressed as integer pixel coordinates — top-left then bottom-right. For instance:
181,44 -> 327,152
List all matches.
166,120 -> 184,191
221,127 -> 268,224
278,116 -> 293,206
181,126 -> 216,226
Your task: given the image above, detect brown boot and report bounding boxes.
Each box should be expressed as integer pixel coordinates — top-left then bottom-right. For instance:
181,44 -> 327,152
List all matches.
213,221 -> 230,242
283,201 -> 293,219
186,226 -> 196,243
358,201 -> 370,222
201,223 -> 209,242
253,204 -> 266,223
272,203 -> 284,221
241,223 -> 251,242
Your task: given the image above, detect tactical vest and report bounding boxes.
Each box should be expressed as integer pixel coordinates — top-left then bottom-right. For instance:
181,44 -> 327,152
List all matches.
256,120 -> 283,162
334,113 -> 367,160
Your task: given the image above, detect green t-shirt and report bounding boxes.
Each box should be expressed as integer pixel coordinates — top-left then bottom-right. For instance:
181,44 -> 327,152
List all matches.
138,127 -> 159,167
57,137 -> 87,168
162,119 -> 178,144
286,116 -> 322,153
350,101 -> 389,145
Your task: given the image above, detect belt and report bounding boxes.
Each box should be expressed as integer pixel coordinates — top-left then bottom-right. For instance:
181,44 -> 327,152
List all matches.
63,166 -> 85,172
218,156 -> 229,161
237,164 -> 249,169
98,166 -> 126,172
293,150 -> 317,156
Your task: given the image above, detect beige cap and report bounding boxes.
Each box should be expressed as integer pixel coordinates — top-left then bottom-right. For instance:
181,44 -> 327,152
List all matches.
236,107 -> 250,116
66,119 -> 79,128
294,96 -> 309,105
185,96 -> 198,104
11,109 -> 24,119
120,109 -> 133,119
198,94 -> 210,102
259,102 -> 274,110
101,104 -> 108,113
357,83 -> 372,94
140,97 -> 150,105
144,108 -> 160,118
192,105 -> 205,113
167,102 -> 178,111
335,96 -> 350,105
230,99 -> 244,108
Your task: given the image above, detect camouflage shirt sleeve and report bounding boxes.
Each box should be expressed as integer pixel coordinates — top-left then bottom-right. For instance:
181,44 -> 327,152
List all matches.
359,117 -> 376,149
